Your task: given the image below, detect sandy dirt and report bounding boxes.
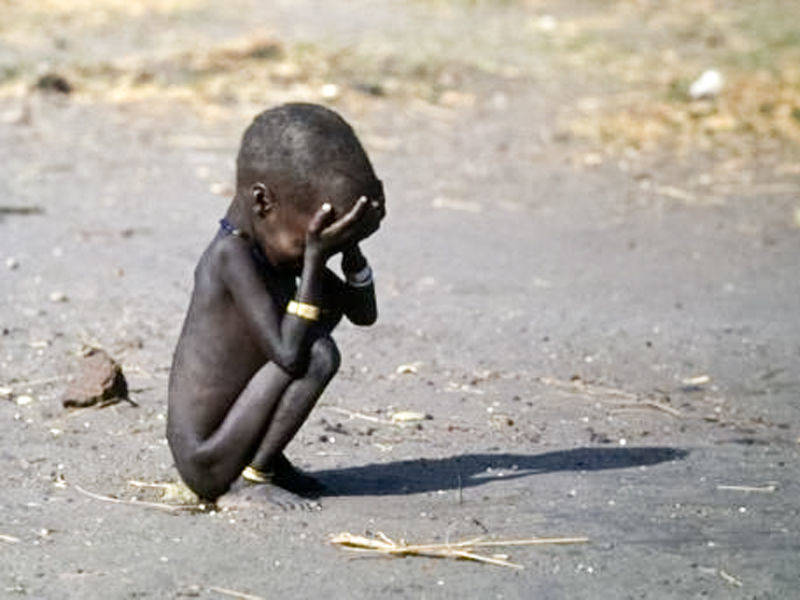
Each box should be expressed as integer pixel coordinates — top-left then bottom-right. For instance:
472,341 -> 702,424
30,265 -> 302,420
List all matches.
2,1 -> 799,598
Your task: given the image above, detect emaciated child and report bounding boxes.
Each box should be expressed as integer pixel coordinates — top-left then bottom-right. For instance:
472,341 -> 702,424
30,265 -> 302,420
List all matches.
167,103 -> 385,509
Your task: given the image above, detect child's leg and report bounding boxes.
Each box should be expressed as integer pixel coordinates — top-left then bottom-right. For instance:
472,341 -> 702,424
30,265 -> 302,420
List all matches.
249,337 -> 339,486
216,337 -> 339,510
169,337 -> 338,504
169,361 -> 292,501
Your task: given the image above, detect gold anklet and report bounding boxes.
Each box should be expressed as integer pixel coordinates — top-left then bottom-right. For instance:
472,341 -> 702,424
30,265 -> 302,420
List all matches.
242,465 -> 273,484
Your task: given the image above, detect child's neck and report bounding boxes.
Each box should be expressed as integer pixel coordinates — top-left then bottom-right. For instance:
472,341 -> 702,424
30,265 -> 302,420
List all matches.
224,198 -> 254,239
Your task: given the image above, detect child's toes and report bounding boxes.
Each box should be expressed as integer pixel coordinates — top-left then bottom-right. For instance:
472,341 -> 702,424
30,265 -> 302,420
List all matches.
267,486 -> 321,511
217,482 -> 321,512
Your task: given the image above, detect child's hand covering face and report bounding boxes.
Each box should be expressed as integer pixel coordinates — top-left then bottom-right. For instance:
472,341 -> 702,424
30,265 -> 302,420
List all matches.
306,196 -> 384,258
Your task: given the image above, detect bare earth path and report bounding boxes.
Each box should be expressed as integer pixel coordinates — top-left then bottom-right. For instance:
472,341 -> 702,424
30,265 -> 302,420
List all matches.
1,2 -> 799,598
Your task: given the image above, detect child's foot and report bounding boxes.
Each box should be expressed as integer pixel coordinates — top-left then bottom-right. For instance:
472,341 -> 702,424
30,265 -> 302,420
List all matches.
270,453 -> 328,498
217,479 -> 321,512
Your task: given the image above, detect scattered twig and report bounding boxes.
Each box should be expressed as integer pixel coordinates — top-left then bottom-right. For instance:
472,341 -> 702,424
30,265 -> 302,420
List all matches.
390,411 -> 430,424
713,182 -> 800,197
538,377 -> 683,417
698,566 -> 744,587
208,586 -> 266,600
719,569 -> 743,587
127,480 -> 200,505
73,484 -> 202,513
611,401 -> 683,418
330,532 -> 589,569
332,532 -> 523,569
0,534 -> 21,544
128,480 -> 173,489
538,377 -> 637,401
717,484 -> 777,493
6,374 -> 70,389
448,550 -> 521,568
682,374 -> 711,386
0,205 -> 44,216
322,405 -> 393,425
654,185 -> 694,202
469,538 -> 591,548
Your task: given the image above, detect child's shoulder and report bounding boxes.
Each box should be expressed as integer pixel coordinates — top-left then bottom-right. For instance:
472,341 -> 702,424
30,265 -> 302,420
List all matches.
204,228 -> 254,268
191,230 -> 251,289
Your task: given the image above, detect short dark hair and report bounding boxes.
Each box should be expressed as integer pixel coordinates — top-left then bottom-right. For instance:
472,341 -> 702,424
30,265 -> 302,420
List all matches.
236,103 -> 378,213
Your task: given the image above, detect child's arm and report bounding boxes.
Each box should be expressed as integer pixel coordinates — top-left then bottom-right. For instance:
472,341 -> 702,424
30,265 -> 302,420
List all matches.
220,200 -> 371,374
320,196 -> 383,326
338,244 -> 378,326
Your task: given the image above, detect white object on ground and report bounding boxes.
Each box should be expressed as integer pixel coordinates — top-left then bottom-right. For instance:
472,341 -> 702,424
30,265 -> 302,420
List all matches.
689,69 -> 723,99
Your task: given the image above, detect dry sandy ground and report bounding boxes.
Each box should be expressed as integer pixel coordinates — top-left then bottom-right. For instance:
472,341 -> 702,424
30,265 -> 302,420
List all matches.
1,1 -> 799,598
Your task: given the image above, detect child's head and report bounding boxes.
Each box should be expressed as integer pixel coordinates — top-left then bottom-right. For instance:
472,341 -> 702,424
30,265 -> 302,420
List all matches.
234,103 -> 383,267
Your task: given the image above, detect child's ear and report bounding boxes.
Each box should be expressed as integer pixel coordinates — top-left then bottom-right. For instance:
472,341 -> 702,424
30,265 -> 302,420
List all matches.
251,182 -> 274,218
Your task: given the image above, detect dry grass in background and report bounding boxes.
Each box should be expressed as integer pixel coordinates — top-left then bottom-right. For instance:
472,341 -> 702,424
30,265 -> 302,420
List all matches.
1,0 -> 798,187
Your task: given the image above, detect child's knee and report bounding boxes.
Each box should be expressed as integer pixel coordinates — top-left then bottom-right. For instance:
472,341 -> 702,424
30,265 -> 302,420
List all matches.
308,337 -> 340,381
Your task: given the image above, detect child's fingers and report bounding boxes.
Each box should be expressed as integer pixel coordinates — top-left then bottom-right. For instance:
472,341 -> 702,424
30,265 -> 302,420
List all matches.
345,196 -> 370,222
307,202 -> 335,235
367,197 -> 386,222
316,196 -> 379,252
326,197 -> 369,234
358,199 -> 384,234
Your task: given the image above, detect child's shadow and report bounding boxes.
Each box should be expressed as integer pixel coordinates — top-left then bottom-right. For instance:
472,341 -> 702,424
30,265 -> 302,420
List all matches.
314,446 -> 688,497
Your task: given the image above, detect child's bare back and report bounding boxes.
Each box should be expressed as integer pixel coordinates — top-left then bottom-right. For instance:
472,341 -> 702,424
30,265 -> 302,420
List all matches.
167,103 -> 385,509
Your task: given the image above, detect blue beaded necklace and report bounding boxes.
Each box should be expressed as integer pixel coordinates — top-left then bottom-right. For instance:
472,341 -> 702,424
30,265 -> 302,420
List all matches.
219,217 -> 243,237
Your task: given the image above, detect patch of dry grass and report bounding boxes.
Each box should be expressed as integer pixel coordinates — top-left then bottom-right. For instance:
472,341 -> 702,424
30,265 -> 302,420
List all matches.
569,69 -> 800,154
1,31 -> 475,119
555,1 -> 800,172
0,0 -> 201,35
2,0 -> 797,179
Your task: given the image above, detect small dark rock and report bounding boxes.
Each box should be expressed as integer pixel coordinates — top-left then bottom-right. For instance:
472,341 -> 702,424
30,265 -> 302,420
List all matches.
62,348 -> 128,408
679,384 -> 704,393
353,82 -> 386,97
321,419 -> 350,436
587,427 -> 613,444
35,73 -> 72,94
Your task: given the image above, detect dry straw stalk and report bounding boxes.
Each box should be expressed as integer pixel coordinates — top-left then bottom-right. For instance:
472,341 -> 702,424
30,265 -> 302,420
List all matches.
330,531 -> 589,569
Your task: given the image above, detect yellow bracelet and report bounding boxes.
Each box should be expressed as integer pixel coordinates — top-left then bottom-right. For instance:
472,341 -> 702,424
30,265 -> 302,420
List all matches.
287,300 -> 321,321
242,465 -> 273,484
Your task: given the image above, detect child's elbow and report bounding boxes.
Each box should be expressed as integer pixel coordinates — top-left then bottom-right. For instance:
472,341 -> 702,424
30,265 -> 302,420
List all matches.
349,309 -> 378,326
